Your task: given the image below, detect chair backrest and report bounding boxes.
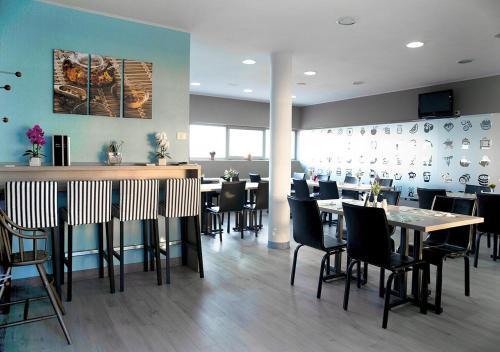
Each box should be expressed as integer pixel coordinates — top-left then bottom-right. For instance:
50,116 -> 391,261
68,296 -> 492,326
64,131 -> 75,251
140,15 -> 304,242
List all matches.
317,174 -> 330,182
287,197 -> 324,250
118,179 -> 159,221
464,184 -> 491,194
476,193 -> 500,234
378,178 -> 393,187
220,174 -> 240,182
369,190 -> 401,204
292,172 -> 306,180
218,181 -> 247,212
66,180 -> 112,226
163,178 -> 201,218
341,190 -> 359,200
249,173 -> 261,183
427,195 -> 456,244
344,175 -> 357,184
417,188 -> 447,209
342,202 -> 392,266
5,181 -> 58,228
254,181 -> 269,210
293,179 -> 310,199
318,181 -> 339,200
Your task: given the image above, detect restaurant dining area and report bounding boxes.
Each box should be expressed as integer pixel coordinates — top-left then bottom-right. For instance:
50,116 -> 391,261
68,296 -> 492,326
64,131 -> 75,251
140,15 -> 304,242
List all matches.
1,0 -> 500,351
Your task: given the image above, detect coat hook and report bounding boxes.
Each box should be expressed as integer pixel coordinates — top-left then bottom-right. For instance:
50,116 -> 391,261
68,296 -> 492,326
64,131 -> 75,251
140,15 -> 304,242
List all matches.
1,85 -> 11,90
2,117 -> 9,123
0,70 -> 22,77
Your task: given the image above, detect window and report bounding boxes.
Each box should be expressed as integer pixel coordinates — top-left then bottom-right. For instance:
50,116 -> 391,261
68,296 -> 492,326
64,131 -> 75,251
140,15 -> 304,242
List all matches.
265,130 -> 296,159
228,128 -> 264,158
189,124 -> 226,158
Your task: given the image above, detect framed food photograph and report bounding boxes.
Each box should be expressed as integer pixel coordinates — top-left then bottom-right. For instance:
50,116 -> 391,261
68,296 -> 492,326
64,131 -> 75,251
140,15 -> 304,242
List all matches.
123,59 -> 153,119
53,49 -> 89,115
89,55 -> 122,117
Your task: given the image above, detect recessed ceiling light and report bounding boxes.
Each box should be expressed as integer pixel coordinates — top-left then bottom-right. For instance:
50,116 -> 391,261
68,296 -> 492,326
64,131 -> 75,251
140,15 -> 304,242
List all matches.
243,88 -> 253,93
352,81 -> 364,85
406,41 -> 424,48
304,71 -> 317,76
292,95 -> 297,99
457,59 -> 474,64
190,82 -> 201,86
336,16 -> 356,26
296,82 -> 306,86
242,59 -> 256,65
494,33 -> 500,39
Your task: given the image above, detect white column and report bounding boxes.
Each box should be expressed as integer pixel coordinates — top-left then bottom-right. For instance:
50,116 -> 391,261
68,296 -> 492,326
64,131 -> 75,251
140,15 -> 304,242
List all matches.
268,51 -> 292,249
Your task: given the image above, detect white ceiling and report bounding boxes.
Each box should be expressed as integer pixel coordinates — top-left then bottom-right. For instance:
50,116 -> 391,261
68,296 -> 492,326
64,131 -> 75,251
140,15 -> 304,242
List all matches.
43,0 -> 500,106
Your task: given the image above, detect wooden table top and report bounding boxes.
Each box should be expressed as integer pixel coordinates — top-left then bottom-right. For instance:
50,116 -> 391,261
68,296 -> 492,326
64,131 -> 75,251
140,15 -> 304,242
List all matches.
317,199 -> 484,233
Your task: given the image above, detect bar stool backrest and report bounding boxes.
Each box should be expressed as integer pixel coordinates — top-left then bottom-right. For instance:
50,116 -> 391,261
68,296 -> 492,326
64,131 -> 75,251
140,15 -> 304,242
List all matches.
119,179 -> 159,221
163,178 -> 201,218
218,181 -> 246,213
293,179 -> 310,199
318,181 -> 339,200
249,173 -> 261,183
342,202 -> 392,267
254,182 -> 269,210
5,181 -> 58,228
67,180 -> 112,226
476,193 -> 500,234
287,196 -> 324,251
417,188 -> 447,210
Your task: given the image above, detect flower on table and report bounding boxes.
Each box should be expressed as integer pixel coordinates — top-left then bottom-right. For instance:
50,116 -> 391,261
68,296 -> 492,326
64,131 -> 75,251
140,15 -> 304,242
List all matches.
24,124 -> 46,158
155,131 -> 171,159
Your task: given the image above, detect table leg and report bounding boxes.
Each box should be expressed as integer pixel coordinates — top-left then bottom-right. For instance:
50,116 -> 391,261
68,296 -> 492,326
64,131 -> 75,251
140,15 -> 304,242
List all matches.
411,230 -> 422,300
396,227 -> 409,299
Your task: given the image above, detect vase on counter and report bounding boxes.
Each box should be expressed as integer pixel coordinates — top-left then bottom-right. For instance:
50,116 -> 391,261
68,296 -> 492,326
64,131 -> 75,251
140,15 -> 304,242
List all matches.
29,157 -> 42,167
107,152 -> 122,166
157,157 -> 167,166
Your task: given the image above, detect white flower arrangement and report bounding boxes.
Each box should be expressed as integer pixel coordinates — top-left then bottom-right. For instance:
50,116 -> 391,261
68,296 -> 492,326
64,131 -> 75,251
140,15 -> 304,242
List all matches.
155,131 -> 171,159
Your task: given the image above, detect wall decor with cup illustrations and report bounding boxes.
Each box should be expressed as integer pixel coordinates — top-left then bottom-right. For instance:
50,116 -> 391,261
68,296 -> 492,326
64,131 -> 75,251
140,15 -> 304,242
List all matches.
298,113 -> 499,199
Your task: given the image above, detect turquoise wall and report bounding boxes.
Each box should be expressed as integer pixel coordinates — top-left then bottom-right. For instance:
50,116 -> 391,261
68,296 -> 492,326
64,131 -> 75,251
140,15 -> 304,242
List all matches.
0,0 -> 190,278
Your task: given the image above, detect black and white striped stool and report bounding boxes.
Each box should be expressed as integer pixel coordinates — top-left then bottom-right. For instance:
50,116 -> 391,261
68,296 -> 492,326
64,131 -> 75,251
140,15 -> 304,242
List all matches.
5,181 -> 62,296
112,179 -> 161,291
159,178 -> 204,284
59,180 -> 114,301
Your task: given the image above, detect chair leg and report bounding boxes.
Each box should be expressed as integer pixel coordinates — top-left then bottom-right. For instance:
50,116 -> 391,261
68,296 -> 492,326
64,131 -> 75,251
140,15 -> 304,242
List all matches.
379,269 -> 385,298
36,264 -> 72,344
487,233 -> 491,248
106,220 -> 115,294
493,234 -> 498,261
119,221 -> 124,292
328,213 -> 333,227
98,223 -> 104,278
194,216 -> 204,278
153,219 -> 162,286
240,212 -> 244,239
356,261 -> 361,288
148,220 -> 155,272
435,261 -> 443,314
343,260 -> 357,310
66,225 -> 73,302
59,219 -> 65,286
464,256 -> 470,296
474,233 -> 482,268
290,244 -> 303,285
420,264 -> 429,314
317,253 -> 329,299
382,272 -> 396,329
259,210 -> 263,228
227,212 -> 231,233
164,217 -> 171,284
142,220 -> 149,272
217,214 -> 223,242
50,227 -> 62,298
363,262 -> 368,285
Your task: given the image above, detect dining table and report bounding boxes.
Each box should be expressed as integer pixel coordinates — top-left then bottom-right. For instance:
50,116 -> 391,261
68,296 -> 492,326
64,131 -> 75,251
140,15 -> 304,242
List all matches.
317,198 -> 484,311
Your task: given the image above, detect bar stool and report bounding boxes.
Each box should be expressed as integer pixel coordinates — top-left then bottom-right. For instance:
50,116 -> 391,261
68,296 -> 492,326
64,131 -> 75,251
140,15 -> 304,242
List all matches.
59,180 -> 114,301
111,179 -> 161,291
5,181 -> 62,297
159,178 -> 203,284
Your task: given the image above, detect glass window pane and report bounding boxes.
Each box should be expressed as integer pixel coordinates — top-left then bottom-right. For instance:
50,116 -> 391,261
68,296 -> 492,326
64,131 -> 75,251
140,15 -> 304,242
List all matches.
229,128 -> 264,157
189,124 -> 226,158
265,130 -> 296,159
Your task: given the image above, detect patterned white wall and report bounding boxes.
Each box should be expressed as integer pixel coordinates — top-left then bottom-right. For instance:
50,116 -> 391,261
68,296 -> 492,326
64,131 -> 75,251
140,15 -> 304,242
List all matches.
298,113 -> 499,199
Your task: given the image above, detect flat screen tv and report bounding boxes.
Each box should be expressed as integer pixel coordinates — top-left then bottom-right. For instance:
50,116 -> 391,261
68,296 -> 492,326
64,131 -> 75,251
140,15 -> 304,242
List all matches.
418,90 -> 454,118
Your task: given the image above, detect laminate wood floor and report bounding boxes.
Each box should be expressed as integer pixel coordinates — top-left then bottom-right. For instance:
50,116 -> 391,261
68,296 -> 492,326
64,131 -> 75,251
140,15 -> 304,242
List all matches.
2,216 -> 500,352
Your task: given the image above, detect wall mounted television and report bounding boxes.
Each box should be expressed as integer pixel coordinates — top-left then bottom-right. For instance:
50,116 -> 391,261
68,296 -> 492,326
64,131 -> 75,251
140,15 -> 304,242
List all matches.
418,90 -> 454,118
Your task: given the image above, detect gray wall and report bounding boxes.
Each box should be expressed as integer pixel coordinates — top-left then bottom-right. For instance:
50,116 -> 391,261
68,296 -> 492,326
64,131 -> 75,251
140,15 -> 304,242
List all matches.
190,94 -> 302,129
301,75 -> 500,129
197,160 -> 303,178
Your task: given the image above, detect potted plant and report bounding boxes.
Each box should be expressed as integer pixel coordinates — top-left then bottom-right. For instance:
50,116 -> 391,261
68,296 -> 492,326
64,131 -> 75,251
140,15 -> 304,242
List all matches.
209,151 -> 216,160
489,183 -> 496,193
107,140 -> 123,165
223,168 -> 238,182
155,132 -> 171,166
23,124 -> 46,166
371,181 -> 382,207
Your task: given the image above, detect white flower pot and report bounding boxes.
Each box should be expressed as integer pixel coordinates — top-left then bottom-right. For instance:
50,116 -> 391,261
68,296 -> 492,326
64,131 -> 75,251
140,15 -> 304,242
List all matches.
29,157 -> 42,167
157,158 -> 167,166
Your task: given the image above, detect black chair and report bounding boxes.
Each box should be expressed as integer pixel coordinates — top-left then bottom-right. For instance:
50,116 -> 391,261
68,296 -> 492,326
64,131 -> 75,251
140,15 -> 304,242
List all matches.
292,172 -> 306,180
474,193 -> 500,267
342,202 -> 428,329
465,184 -> 491,194
342,175 -> 359,200
420,196 -> 476,313
317,181 -> 340,226
207,181 -> 247,241
293,179 -> 311,200
417,188 -> 447,209
317,174 -> 330,182
249,173 -> 262,183
288,197 -> 346,299
378,178 -> 394,188
220,174 -> 240,182
244,181 -> 268,236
